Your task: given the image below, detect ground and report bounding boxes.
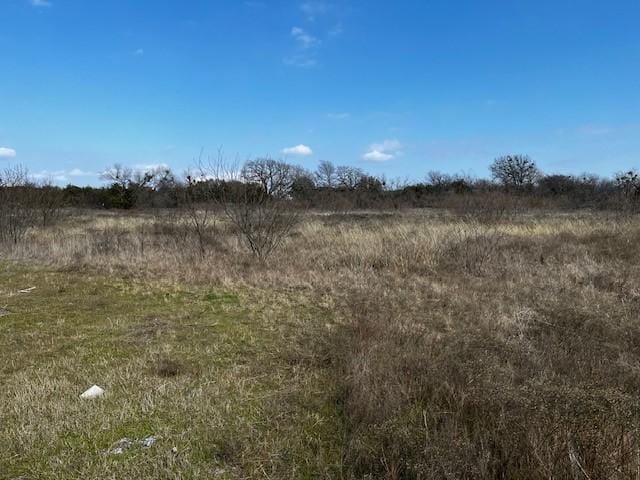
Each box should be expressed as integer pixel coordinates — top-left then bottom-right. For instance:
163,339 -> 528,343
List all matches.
3,209 -> 640,478
0,263 -> 342,479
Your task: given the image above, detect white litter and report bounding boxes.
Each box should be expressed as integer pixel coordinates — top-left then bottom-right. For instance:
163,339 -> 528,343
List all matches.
108,438 -> 133,455
141,436 -> 157,448
80,385 -> 105,399
18,287 -> 36,294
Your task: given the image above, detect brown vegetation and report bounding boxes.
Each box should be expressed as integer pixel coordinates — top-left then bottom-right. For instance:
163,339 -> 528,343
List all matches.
2,207 -> 640,478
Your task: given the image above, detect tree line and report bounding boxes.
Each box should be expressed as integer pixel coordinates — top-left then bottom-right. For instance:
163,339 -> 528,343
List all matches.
67,155 -> 640,209
2,154 -> 640,213
2,155 -> 639,259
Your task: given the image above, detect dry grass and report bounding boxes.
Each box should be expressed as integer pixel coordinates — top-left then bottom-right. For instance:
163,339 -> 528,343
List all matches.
0,264 -> 341,479
2,208 -> 640,478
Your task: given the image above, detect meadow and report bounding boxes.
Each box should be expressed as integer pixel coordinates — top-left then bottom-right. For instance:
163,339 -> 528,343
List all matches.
2,207 -> 640,479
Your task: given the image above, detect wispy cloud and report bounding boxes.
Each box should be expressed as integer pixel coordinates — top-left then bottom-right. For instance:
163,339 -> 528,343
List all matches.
576,124 -> 614,137
31,0 -> 52,7
362,139 -> 403,162
32,168 -> 98,183
327,23 -> 343,37
300,1 -> 329,20
282,144 -> 313,156
283,55 -> 318,68
133,163 -> 171,171
68,168 -> 97,177
0,147 -> 16,159
285,27 -> 321,67
291,27 -> 320,49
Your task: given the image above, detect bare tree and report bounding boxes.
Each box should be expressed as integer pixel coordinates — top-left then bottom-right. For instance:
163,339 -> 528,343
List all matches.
490,155 -> 540,189
100,164 -> 136,188
100,163 -> 169,208
315,160 -> 337,188
241,158 -> 301,198
615,170 -> 640,199
336,166 -> 365,190
198,156 -> 302,261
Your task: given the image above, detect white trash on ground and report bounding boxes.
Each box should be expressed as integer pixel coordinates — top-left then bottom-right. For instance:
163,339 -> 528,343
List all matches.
141,436 -> 157,448
108,438 -> 133,455
80,385 -> 105,399
104,436 -> 161,455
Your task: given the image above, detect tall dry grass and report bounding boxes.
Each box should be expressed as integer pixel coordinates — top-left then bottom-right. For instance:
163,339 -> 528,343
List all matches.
3,208 -> 640,478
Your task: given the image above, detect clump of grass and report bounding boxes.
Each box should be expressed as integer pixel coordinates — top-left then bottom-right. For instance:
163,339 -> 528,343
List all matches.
152,356 -> 184,377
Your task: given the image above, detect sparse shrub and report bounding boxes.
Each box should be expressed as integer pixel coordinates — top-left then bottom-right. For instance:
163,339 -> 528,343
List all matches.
224,196 -> 301,261
0,166 -> 38,245
198,157 -> 303,261
179,174 -> 217,257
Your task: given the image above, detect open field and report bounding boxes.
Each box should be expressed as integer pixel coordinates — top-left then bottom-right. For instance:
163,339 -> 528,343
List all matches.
0,264 -> 342,479
3,208 -> 640,478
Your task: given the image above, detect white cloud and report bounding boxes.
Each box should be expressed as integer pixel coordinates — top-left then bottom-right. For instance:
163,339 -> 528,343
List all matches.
362,139 -> 403,162
283,55 -> 318,68
134,163 -> 171,171
362,150 -> 393,162
291,27 -> 320,49
31,168 -> 99,183
0,147 -> 16,159
32,170 -> 67,182
285,26 -> 320,67
371,139 -> 402,152
68,168 -> 96,177
282,144 -> 313,156
300,1 -> 328,20
31,0 -> 52,7
576,124 -> 613,137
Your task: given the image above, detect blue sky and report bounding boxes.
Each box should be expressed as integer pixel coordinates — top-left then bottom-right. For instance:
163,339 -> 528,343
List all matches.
1,0 -> 639,185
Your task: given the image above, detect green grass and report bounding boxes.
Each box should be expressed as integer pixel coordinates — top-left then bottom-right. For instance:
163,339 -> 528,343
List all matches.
0,263 -> 343,479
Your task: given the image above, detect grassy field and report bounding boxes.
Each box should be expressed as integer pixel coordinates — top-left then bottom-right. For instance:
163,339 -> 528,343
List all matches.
3,208 -> 640,478
0,263 -> 342,479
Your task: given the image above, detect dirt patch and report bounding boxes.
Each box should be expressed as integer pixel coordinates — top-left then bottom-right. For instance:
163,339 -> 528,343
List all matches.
125,316 -> 171,344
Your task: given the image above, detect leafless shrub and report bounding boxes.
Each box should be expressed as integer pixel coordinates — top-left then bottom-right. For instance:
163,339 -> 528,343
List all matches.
178,174 -> 218,257
225,197 -> 301,261
30,179 -> 65,227
0,166 -> 38,245
198,155 -> 302,261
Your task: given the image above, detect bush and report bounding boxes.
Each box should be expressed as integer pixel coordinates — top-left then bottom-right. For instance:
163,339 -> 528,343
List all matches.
0,166 -> 38,245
